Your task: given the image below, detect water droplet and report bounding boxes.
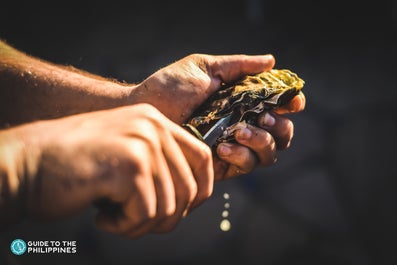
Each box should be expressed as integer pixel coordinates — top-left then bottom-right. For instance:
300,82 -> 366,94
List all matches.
222,210 -> 229,218
224,202 -> 230,209
223,193 -> 230,200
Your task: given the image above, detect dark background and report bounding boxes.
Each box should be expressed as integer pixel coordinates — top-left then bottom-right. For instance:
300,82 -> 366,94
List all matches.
1,1 -> 396,264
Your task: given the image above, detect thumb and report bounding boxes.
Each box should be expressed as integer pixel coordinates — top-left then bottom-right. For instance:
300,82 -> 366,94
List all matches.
208,54 -> 275,85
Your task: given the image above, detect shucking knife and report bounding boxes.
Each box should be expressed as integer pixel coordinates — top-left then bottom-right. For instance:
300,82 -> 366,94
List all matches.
202,114 -> 233,147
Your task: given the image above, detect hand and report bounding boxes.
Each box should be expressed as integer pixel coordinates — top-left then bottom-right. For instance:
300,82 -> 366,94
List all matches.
131,54 -> 305,180
9,104 -> 213,237
131,53 -> 278,124
215,92 -> 306,180
214,109 -> 302,180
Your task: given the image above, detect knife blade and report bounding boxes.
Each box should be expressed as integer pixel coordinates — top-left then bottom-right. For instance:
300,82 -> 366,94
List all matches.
203,114 -> 233,147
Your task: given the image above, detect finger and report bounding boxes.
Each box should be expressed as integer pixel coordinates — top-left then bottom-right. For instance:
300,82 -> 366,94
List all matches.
152,132 -> 198,233
216,143 -> 258,177
207,54 -> 276,86
125,142 -> 177,238
95,174 -> 156,236
213,157 -> 230,181
257,112 -> 294,150
275,92 -> 306,114
95,140 -> 157,235
213,158 -> 250,180
234,124 -> 278,165
168,121 -> 214,209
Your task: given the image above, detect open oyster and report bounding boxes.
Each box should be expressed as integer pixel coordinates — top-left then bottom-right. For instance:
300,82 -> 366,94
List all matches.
184,69 -> 305,147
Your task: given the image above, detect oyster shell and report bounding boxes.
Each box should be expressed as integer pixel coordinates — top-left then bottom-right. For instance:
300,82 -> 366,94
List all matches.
184,69 -> 305,146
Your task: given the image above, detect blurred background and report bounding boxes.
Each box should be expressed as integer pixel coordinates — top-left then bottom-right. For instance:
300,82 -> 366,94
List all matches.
1,0 -> 396,264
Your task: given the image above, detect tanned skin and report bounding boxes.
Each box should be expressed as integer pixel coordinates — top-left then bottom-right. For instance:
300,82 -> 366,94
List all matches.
0,40 -> 305,237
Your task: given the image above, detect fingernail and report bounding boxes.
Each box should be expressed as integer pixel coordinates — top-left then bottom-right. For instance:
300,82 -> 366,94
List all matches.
262,112 -> 276,127
218,143 -> 232,156
237,128 -> 252,140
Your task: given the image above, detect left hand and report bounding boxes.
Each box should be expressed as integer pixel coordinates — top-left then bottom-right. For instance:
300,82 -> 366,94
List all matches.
130,53 -> 305,180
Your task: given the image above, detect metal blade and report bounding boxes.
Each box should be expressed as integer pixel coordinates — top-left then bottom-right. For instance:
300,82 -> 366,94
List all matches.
203,115 -> 233,147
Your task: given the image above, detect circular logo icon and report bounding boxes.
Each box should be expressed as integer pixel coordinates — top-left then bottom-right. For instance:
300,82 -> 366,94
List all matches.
10,239 -> 27,255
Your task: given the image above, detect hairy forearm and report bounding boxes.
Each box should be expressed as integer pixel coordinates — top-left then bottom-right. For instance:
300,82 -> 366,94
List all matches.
0,40 -> 135,127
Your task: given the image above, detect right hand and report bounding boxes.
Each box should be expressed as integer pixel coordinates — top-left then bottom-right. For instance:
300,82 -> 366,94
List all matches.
9,103 -> 214,238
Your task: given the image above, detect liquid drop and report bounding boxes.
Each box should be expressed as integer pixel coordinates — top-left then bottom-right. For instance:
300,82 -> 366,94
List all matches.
222,210 -> 229,218
220,192 -> 231,232
220,219 -> 231,231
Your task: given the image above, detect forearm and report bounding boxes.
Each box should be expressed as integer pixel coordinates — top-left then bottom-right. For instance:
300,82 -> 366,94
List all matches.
0,129 -> 31,227
0,40 -> 135,127
0,116 -> 100,226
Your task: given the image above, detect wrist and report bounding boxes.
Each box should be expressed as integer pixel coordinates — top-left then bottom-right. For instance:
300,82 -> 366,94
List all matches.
81,79 -> 139,112
126,81 -> 188,124
115,82 -> 140,106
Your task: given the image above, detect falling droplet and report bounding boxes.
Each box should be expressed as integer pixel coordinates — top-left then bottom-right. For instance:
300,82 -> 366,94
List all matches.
219,191 -> 231,232
220,219 -> 231,231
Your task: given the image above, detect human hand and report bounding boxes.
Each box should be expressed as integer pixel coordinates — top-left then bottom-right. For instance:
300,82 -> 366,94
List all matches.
132,53 -> 277,124
214,109 -> 303,180
214,91 -> 306,180
131,54 -> 305,180
7,104 -> 213,237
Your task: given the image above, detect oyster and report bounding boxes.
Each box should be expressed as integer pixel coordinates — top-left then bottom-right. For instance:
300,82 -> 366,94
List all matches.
184,69 -> 305,146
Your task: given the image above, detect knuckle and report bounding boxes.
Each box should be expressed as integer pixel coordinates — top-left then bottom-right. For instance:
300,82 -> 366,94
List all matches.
186,53 -> 205,61
231,147 -> 255,171
159,203 -> 176,219
199,145 -> 213,166
138,103 -> 158,114
257,131 -> 274,149
139,207 -> 157,224
164,206 -> 176,218
132,119 -> 159,139
238,147 -> 252,162
279,119 -> 294,138
184,180 -> 198,203
124,141 -> 152,169
175,176 -> 198,205
136,104 -> 166,128
196,187 -> 212,204
185,53 -> 209,72
203,184 -> 213,199
193,143 -> 213,173
126,198 -> 157,228
277,121 -> 294,150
